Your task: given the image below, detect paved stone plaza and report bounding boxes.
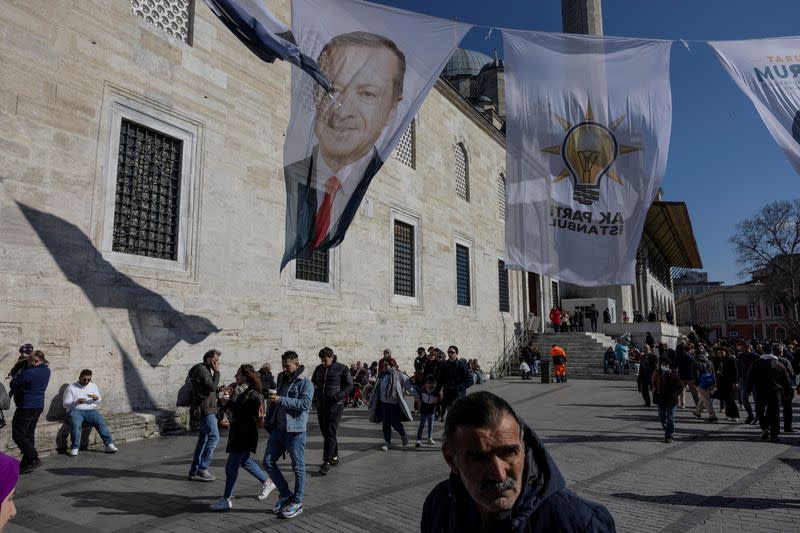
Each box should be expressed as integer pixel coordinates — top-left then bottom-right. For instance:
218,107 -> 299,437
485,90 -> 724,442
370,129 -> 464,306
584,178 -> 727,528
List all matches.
6,378 -> 800,532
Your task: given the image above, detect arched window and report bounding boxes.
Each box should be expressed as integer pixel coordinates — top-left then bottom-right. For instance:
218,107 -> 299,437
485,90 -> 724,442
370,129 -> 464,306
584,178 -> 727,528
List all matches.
498,173 -> 507,220
394,121 -> 415,169
454,143 -> 469,202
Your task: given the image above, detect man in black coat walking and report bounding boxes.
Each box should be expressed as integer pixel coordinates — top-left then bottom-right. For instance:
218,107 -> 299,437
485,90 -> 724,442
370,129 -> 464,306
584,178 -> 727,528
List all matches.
311,347 -> 354,475
435,346 -> 472,420
421,392 -> 615,532
746,350 -> 793,442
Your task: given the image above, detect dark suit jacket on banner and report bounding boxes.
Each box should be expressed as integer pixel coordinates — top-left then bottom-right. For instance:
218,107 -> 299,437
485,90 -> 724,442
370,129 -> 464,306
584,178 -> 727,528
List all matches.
280,146 -> 384,270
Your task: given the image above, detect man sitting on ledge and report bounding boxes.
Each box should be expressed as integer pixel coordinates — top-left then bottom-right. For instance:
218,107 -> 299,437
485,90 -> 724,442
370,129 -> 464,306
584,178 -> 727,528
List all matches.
63,369 -> 118,456
421,391 -> 615,532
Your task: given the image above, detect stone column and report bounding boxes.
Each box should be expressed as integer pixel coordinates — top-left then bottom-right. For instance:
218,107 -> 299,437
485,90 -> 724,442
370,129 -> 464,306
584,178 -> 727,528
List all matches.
561,0 -> 603,36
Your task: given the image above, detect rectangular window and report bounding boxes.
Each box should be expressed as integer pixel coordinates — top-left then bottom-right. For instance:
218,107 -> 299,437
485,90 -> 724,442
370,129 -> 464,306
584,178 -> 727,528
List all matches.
112,119 -> 182,261
764,304 -> 770,318
394,221 -> 415,297
774,304 -> 783,317
748,303 -> 756,319
551,280 -> 559,309
498,260 -> 510,313
456,244 -> 471,307
296,250 -> 329,283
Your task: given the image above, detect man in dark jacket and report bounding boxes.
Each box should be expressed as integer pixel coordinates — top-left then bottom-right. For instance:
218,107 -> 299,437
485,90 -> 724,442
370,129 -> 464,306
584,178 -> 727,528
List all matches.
413,347 -> 428,374
10,349 -> 51,474
645,332 -> 655,350
746,351 -> 793,442
588,304 -> 599,332
637,346 -> 659,407
674,344 -> 699,409
421,391 -> 615,532
189,349 -> 221,482
435,346 -> 472,419
772,344 -> 796,433
735,342 -> 759,424
651,358 -> 684,443
311,347 -> 353,475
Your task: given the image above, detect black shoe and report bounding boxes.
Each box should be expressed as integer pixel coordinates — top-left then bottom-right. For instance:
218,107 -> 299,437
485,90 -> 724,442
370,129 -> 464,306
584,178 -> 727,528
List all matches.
319,462 -> 330,475
19,459 -> 41,474
761,431 -> 770,441
329,457 -> 340,467
705,417 -> 718,424
664,436 -> 673,443
744,416 -> 754,425
784,428 -> 795,433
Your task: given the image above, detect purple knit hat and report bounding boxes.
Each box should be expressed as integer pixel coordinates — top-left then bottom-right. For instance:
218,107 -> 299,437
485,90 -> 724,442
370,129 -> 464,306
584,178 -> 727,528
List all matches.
0,452 -> 20,502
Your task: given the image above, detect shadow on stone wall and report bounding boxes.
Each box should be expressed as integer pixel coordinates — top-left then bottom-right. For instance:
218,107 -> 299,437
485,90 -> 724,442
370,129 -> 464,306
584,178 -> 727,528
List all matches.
17,202 -> 221,424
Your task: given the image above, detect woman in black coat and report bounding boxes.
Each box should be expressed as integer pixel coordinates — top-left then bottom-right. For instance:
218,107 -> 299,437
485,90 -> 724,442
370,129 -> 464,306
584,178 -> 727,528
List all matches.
209,364 -> 275,511
713,347 -> 740,421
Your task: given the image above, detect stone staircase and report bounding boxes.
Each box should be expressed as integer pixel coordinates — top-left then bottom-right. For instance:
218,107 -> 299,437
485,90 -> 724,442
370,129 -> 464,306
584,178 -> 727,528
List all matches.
512,331 -> 634,380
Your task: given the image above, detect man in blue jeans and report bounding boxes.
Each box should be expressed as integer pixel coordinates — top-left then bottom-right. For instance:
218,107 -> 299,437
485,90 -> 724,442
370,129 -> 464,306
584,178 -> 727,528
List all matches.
189,350 -> 221,482
264,351 -> 313,519
62,369 -> 118,455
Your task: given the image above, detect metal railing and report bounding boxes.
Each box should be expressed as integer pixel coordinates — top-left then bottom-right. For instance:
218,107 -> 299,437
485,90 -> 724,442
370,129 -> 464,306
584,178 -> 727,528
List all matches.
490,313 -> 539,378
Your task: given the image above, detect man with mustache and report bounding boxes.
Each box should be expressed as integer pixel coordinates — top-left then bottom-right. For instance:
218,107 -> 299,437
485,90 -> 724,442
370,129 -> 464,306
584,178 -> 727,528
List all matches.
281,31 -> 405,269
421,391 -> 615,532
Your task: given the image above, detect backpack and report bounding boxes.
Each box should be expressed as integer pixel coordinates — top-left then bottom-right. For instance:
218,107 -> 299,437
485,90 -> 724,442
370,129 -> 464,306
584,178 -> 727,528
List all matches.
698,371 -> 716,390
176,363 -> 204,407
0,382 -> 10,410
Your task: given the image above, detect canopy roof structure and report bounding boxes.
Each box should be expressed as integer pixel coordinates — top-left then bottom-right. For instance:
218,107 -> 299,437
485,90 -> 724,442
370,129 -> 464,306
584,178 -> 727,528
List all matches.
643,201 -> 703,269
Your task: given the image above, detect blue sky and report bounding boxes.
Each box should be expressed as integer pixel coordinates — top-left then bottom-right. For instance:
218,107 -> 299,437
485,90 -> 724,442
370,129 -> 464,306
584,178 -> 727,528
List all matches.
370,0 -> 800,285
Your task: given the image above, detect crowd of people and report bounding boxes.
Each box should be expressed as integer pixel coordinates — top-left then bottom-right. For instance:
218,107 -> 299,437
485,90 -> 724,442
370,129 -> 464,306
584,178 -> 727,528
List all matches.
623,336 -> 798,444
0,342 -> 487,523
548,303 -> 676,334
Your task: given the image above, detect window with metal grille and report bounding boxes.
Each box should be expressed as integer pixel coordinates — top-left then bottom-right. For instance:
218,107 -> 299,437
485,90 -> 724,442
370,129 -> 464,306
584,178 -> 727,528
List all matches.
551,280 -> 559,308
456,244 -> 470,306
112,119 -> 182,261
455,143 -> 469,201
498,260 -> 510,312
394,122 -> 415,169
393,221 -> 415,297
296,250 -> 330,283
498,173 -> 507,220
131,0 -> 193,44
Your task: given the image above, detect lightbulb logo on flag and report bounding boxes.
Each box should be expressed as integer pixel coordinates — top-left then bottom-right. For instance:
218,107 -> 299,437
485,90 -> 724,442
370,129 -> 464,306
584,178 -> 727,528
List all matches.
542,102 -> 640,206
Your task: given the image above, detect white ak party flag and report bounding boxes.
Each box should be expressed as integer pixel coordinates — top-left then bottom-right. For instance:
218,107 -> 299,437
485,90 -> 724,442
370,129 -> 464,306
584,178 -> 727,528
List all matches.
280,0 -> 471,270
502,30 -> 673,286
709,37 -> 800,175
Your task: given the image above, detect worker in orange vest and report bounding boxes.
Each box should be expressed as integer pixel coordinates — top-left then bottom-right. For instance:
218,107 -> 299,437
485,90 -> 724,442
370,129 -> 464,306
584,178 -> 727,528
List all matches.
550,344 -> 567,383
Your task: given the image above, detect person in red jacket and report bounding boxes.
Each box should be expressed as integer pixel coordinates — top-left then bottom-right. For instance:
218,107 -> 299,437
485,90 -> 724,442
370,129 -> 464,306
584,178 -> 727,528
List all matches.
550,344 -> 567,383
549,307 -> 562,333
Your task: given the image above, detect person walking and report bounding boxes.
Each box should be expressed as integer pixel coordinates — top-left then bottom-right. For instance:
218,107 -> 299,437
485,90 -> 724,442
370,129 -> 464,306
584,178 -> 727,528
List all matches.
550,344 -> 567,383
614,338 -> 629,375
369,359 -> 414,451
746,348 -> 793,442
413,377 -> 438,447
652,357 -> 684,443
735,341 -> 759,424
62,369 -> 118,455
549,307 -> 562,333
674,343 -> 699,409
435,346 -> 471,418
637,346 -> 658,407
712,347 -> 739,421
188,349 -> 222,482
9,350 -> 50,474
772,344 -> 796,433
311,347 -> 353,475
209,364 -> 275,511
692,349 -> 718,423
263,351 -> 313,519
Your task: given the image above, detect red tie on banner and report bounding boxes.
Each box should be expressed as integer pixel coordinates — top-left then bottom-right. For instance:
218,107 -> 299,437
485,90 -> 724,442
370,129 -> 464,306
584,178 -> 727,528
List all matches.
312,175 -> 341,250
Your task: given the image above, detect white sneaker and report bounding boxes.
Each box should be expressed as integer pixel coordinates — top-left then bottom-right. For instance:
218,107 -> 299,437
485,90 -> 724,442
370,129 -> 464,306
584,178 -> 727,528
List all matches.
380,442 -> 390,451
258,480 -> 276,500
105,443 -> 118,453
68,448 -> 79,457
209,497 -> 233,512
427,437 -> 436,445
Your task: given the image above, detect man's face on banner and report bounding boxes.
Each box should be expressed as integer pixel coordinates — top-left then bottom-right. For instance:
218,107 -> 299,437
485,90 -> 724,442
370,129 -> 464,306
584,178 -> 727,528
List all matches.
315,43 -> 402,171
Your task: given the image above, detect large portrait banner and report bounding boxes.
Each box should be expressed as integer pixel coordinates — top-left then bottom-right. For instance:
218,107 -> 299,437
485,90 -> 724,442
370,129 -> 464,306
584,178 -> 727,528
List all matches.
280,0 -> 471,270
